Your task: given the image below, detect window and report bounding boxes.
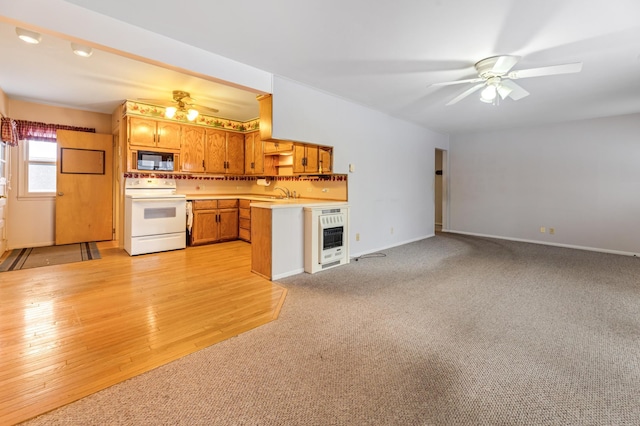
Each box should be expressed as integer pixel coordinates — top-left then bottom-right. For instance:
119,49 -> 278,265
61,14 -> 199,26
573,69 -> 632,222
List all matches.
19,140 -> 57,197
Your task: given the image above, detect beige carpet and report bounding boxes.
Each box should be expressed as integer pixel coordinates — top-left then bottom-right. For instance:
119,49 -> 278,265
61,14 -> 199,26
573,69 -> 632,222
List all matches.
0,242 -> 100,272
21,234 -> 640,425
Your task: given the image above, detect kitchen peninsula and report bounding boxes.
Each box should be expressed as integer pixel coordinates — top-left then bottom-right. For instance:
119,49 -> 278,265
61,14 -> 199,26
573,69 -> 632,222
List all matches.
184,192 -> 348,280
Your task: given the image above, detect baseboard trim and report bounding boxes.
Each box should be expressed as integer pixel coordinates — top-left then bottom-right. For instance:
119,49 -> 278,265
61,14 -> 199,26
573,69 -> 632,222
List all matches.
272,267 -> 305,281
349,234 -> 433,259
445,230 -> 640,257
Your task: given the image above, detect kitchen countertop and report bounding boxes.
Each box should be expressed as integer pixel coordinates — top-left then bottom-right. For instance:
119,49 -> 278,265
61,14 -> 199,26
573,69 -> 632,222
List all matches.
183,194 -> 347,209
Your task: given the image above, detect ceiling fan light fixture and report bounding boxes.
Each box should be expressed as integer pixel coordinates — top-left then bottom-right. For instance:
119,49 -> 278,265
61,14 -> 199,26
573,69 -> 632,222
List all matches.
165,106 -> 177,119
479,85 -> 497,103
71,43 -> 93,58
187,109 -> 199,121
16,27 -> 42,44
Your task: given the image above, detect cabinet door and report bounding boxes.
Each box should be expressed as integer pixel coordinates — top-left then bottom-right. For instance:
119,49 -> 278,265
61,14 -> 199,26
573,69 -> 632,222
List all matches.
319,146 -> 332,173
264,140 -> 293,153
226,132 -> 245,174
157,122 -> 181,150
244,132 -> 264,175
293,143 -> 307,174
218,209 -> 239,241
181,126 -> 206,172
244,133 -> 254,173
205,129 -> 226,173
253,132 -> 264,174
305,145 -> 319,173
191,209 -> 219,245
128,117 -> 157,147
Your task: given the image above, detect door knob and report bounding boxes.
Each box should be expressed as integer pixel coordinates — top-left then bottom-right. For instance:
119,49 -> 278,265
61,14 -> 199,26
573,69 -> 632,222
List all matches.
57,192 -> 64,196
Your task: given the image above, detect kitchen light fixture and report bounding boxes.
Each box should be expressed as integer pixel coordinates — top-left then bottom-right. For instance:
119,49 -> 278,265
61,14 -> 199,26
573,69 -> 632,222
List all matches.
16,27 -> 42,44
71,43 -> 93,58
187,109 -> 199,121
164,106 -> 177,119
164,105 -> 198,121
479,84 -> 497,103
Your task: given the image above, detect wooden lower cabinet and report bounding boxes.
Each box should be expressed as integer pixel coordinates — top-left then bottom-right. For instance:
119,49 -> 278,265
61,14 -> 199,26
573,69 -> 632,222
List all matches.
190,199 -> 239,246
238,199 -> 251,242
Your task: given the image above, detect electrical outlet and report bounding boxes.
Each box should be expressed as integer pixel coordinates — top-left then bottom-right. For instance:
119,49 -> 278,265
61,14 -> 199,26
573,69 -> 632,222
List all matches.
355,233 -> 360,241
549,228 -> 555,235
391,227 -> 394,234
540,227 -> 546,233
349,163 -> 355,173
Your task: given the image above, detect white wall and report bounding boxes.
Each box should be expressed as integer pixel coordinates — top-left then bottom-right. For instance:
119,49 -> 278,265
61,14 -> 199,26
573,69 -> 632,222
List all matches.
448,113 -> 640,255
271,77 -> 449,256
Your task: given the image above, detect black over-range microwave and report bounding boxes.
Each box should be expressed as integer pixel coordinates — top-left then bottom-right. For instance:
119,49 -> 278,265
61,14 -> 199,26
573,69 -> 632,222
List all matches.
136,150 -> 176,171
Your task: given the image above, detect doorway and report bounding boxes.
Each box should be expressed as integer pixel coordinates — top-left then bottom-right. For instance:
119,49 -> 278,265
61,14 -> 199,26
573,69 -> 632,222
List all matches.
435,148 -> 447,232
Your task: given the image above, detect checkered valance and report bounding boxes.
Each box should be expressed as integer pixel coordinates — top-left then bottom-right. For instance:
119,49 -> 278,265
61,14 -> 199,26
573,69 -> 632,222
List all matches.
1,117 -> 95,146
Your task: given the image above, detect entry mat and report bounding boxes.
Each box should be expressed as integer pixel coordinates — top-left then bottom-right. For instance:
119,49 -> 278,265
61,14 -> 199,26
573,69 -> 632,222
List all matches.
0,242 -> 101,272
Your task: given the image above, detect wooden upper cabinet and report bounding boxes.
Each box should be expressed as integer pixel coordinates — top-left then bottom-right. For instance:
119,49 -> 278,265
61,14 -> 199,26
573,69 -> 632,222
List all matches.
319,146 -> 332,174
128,117 -> 181,150
245,130 -> 264,175
293,143 -> 318,174
204,129 -> 245,174
226,132 -> 245,175
264,140 -> 293,153
205,129 -> 227,174
156,122 -> 181,150
181,126 -> 206,172
128,117 -> 157,148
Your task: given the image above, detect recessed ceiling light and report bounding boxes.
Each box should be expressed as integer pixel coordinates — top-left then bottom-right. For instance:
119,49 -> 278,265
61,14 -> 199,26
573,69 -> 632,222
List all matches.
16,27 -> 42,44
71,43 -> 93,58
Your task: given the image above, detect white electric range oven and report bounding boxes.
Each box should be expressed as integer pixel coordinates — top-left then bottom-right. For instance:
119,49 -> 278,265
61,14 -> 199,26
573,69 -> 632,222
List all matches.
124,178 -> 186,255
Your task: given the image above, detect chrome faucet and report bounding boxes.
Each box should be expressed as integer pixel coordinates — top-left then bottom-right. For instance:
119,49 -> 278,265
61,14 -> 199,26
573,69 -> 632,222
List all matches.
274,186 -> 291,199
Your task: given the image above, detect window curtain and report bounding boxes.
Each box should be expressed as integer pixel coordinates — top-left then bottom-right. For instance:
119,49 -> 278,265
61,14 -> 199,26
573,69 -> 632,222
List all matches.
1,117 -> 18,146
1,118 -> 95,146
14,120 -> 96,142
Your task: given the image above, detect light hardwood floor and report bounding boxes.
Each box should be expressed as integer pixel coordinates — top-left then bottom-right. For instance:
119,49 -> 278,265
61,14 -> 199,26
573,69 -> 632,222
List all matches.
0,241 -> 287,425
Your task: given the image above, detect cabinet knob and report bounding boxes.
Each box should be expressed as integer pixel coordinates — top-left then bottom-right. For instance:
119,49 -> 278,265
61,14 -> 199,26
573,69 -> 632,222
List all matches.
57,192 -> 64,196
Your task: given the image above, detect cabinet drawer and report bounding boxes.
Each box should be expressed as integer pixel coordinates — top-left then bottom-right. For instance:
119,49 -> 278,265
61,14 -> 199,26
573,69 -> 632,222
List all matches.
239,217 -> 251,229
239,208 -> 250,219
239,199 -> 251,209
239,228 -> 251,241
192,200 -> 217,210
218,199 -> 238,209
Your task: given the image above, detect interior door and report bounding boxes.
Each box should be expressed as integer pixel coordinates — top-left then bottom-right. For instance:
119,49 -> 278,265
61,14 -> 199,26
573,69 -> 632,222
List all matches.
55,129 -> 113,245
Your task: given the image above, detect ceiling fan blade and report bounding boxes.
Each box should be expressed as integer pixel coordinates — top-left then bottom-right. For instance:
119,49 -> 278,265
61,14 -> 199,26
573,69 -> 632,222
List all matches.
446,83 -> 486,106
508,62 -> 583,79
136,98 -> 174,106
430,77 -> 484,87
500,79 -> 529,100
496,84 -> 513,100
490,55 -> 520,74
193,104 -> 220,114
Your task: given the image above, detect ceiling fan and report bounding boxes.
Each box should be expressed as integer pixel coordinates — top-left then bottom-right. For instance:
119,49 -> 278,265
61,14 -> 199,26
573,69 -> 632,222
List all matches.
430,55 -> 583,106
138,90 -> 220,121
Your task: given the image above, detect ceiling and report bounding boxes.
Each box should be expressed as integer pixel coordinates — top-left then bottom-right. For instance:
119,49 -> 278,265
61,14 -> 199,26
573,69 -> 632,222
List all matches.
0,20 -> 261,122
2,0 -> 640,134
